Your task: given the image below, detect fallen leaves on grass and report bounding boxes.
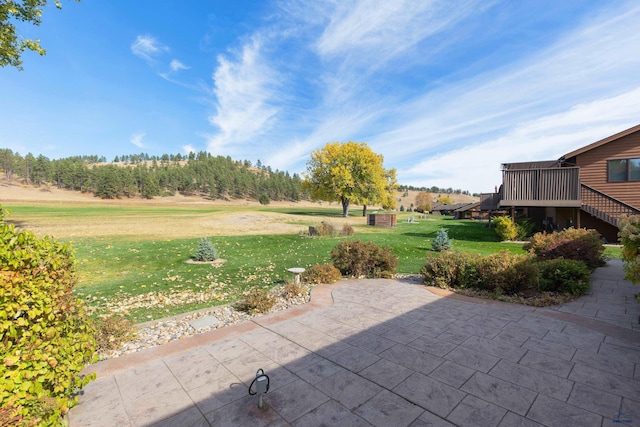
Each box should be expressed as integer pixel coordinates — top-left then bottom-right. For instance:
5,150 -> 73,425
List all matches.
85,283 -> 230,315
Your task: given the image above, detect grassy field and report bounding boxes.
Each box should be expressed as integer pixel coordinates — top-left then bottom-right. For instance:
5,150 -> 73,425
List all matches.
4,203 -> 623,323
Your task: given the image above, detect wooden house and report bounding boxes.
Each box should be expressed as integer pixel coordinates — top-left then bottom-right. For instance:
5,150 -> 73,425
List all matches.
453,201 -> 484,220
488,124 -> 640,242
431,202 -> 472,216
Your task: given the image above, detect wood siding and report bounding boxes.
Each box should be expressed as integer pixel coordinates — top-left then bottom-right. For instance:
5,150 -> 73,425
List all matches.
367,213 -> 396,227
570,130 -> 640,209
499,167 -> 580,207
480,193 -> 500,210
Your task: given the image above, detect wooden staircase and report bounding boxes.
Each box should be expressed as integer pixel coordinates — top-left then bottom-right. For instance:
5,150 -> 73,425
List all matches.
580,184 -> 640,227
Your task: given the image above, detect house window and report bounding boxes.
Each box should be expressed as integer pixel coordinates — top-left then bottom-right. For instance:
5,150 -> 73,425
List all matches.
608,159 -> 627,181
608,158 -> 640,182
631,158 -> 640,181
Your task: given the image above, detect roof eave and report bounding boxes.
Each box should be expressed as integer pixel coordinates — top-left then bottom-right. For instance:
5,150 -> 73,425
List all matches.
560,123 -> 640,160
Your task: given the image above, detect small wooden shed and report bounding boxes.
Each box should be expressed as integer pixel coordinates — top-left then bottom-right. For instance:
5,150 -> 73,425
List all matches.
367,213 -> 397,227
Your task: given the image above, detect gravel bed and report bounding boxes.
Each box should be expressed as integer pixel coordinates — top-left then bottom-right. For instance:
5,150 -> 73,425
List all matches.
98,286 -> 312,360
98,275 -> 425,360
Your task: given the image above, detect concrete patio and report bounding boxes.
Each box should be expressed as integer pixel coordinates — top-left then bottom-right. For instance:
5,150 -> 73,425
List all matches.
68,259 -> 640,426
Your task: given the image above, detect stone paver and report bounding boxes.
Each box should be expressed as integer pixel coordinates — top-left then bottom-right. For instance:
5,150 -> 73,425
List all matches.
393,372 -> 466,418
68,260 -> 640,426
527,394 -> 603,426
359,358 -> 414,389
488,359 -> 574,402
354,390 -> 424,427
292,400 -> 372,426
447,394 -> 507,427
315,370 -> 382,410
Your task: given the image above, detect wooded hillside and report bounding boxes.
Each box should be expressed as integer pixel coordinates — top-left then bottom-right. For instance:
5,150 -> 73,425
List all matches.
0,150 -> 302,202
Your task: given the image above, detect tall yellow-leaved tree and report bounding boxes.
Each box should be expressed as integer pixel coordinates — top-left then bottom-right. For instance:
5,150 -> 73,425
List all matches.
414,191 -> 433,213
303,141 -> 396,217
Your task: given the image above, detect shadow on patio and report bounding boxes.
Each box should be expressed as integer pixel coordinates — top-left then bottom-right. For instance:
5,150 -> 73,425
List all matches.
68,264 -> 640,427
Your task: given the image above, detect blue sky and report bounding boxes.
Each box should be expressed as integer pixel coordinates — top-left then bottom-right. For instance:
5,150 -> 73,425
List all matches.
2,0 -> 640,194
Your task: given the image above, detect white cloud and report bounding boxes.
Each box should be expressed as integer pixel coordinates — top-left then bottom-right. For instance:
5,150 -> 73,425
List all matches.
130,132 -> 146,148
131,35 -> 169,62
265,105 -> 387,171
182,144 -> 196,155
170,59 -> 189,71
206,37 -> 279,154
352,4 -> 640,189
403,87 -> 640,193
317,0 -> 486,64
255,1 -> 496,170
200,1 -> 640,193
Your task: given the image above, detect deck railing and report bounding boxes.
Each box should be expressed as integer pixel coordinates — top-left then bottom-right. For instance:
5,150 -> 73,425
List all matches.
480,192 -> 501,211
500,167 -> 580,206
581,184 -> 640,227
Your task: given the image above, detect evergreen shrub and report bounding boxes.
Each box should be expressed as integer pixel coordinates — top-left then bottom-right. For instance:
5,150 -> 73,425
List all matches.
515,218 -> 536,240
537,258 -> 591,295
193,238 -> 217,262
331,240 -> 398,278
258,194 -> 270,205
431,228 -> 453,252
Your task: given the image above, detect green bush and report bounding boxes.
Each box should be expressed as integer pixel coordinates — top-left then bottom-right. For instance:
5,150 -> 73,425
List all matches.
515,217 -> 536,240
524,228 -> 605,269
618,215 -> 640,284
476,252 -> 536,293
493,216 -> 517,241
431,228 -> 453,252
193,238 -> 217,262
421,251 -> 478,289
331,239 -> 398,278
0,207 -> 96,426
258,194 -> 271,205
421,249 -> 591,297
302,264 -> 342,284
537,258 -> 591,295
235,287 -> 277,314
422,251 -> 536,294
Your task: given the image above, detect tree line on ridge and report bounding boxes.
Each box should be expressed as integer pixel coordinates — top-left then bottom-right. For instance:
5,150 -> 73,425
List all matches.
0,149 -> 303,202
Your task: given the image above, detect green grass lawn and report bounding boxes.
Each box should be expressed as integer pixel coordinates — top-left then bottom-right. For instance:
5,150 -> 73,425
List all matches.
6,204 -> 623,322
69,212 -> 529,322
